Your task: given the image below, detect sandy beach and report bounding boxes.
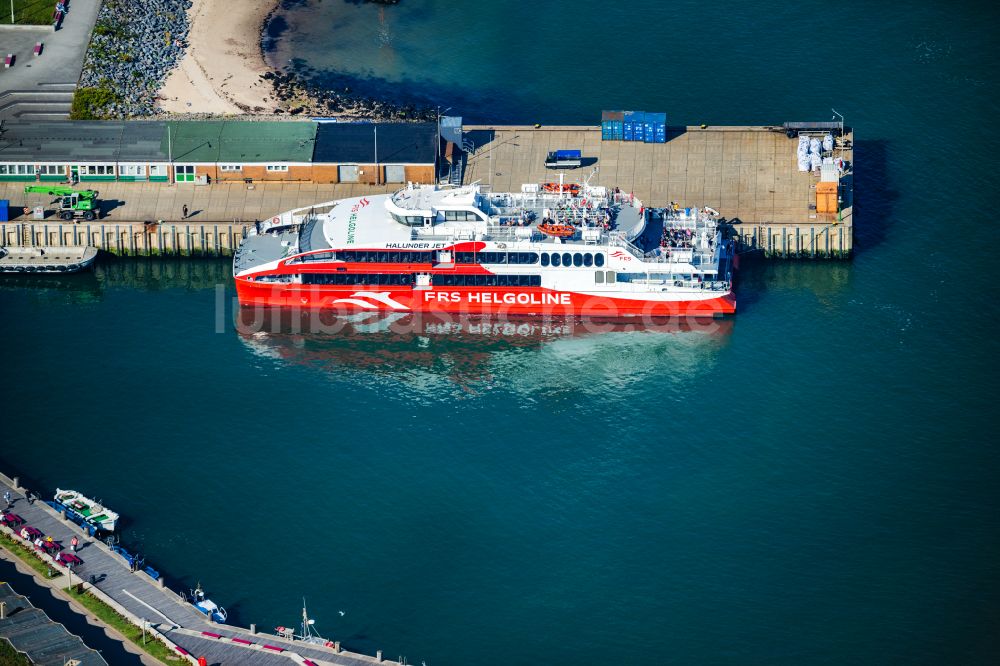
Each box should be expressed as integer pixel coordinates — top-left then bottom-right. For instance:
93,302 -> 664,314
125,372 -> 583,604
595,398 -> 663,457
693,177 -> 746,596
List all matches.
158,0 -> 277,114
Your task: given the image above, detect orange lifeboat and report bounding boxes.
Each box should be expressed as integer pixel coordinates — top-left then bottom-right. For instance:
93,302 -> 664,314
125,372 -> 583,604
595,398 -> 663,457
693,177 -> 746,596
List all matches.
541,182 -> 581,195
538,222 -> 576,238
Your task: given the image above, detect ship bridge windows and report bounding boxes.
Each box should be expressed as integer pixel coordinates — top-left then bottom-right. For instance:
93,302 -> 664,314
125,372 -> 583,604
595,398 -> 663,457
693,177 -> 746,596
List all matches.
442,209 -> 485,222
391,213 -> 425,226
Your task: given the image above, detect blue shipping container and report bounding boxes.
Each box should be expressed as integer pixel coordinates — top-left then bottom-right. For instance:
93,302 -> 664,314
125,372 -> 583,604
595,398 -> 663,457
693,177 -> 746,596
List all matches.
623,122 -> 634,141
644,120 -> 656,143
654,123 -> 667,143
612,120 -> 624,140
632,122 -> 645,142
0,199 -> 8,222
624,111 -> 645,141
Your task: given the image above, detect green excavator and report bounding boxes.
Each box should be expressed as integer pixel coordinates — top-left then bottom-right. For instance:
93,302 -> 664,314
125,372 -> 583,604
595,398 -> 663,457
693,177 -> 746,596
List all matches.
23,185 -> 100,221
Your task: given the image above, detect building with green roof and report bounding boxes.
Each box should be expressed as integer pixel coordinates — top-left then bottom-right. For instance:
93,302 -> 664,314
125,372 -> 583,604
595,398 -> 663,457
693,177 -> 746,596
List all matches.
0,120 -> 439,185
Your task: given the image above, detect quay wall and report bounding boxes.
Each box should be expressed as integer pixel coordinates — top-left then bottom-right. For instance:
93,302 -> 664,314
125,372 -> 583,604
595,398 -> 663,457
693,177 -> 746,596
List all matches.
1,221 -> 248,257
730,221 -> 852,258
0,219 -> 853,259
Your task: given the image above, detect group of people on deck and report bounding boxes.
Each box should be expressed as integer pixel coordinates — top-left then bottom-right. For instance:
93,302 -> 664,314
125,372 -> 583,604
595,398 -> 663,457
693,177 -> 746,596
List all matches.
661,226 -> 695,249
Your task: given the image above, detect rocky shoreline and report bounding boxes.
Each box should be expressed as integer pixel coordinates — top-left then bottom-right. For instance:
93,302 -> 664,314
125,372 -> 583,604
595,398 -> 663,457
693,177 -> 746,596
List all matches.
78,0 -> 192,118
76,0 -> 433,121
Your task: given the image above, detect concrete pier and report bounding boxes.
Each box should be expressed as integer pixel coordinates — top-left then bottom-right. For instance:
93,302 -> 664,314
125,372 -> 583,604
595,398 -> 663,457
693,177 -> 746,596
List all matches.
463,125 -> 854,258
0,124 -> 853,258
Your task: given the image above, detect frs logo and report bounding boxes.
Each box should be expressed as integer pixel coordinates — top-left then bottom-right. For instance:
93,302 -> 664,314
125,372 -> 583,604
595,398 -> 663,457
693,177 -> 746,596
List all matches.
351,197 -> 371,213
331,291 -> 410,311
610,250 -> 632,261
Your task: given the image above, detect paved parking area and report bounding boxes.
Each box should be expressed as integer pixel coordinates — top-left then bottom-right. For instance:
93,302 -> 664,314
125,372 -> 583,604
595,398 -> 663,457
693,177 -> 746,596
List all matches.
0,0 -> 102,119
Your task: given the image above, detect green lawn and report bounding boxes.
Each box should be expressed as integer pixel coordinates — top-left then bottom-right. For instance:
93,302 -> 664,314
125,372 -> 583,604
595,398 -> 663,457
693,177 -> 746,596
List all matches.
0,638 -> 33,666
64,587 -> 190,665
2,0 -> 57,25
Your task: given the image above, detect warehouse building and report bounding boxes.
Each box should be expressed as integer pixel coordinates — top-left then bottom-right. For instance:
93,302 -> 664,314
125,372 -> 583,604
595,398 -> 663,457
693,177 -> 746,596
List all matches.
311,122 -> 437,185
0,120 -> 439,185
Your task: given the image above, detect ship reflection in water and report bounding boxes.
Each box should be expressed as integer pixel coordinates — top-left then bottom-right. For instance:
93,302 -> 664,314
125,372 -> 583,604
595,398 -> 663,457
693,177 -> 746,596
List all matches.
236,308 -> 734,392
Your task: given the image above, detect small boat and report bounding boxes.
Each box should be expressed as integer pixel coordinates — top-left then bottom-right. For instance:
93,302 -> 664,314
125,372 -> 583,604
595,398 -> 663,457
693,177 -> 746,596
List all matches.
537,222 -> 576,238
276,599 -> 334,647
53,489 -> 119,533
190,583 -> 228,624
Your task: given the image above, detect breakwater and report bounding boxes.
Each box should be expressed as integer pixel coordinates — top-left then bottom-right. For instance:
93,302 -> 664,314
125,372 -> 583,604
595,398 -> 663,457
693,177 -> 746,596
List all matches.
78,0 -> 191,117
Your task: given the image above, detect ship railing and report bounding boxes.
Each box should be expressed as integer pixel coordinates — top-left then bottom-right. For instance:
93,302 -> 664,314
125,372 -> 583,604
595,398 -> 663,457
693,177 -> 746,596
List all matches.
640,247 -> 717,266
607,232 -> 644,258
616,278 -> 731,292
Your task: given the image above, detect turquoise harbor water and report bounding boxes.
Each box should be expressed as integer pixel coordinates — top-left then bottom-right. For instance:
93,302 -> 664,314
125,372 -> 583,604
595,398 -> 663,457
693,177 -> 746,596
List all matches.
4,1 -> 1000,664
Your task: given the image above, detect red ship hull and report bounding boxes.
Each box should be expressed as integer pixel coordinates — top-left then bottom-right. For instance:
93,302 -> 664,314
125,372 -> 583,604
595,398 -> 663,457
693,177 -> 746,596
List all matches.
235,279 -> 736,317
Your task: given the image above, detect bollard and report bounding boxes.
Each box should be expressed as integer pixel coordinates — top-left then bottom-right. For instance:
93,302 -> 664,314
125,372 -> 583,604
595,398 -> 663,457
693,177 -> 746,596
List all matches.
334,641 -> 340,653
12,477 -> 19,490
157,577 -> 165,589
376,650 -> 382,662
249,623 -> 256,635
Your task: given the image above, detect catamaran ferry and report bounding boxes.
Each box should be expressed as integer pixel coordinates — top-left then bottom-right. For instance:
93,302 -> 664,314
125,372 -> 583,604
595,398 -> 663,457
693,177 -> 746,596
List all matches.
233,180 -> 736,317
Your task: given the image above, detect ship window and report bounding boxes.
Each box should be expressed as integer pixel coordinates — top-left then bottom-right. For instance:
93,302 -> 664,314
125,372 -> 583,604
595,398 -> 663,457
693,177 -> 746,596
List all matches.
389,251 -> 402,263
595,271 -> 604,283
456,252 -> 475,264
486,275 -> 498,286
562,253 -> 572,267
551,253 -> 561,267
595,253 -> 605,267
583,253 -> 593,267
540,253 -> 550,267
606,271 -> 616,284
573,253 -> 583,267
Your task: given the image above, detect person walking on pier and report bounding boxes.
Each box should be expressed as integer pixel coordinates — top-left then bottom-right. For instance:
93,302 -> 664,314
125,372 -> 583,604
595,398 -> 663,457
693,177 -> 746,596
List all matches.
182,204 -> 189,219
3,491 -> 10,509
71,536 -> 78,552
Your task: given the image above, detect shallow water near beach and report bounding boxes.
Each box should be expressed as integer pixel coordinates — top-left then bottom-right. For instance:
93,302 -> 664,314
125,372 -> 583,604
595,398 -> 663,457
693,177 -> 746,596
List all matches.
4,1 -> 1000,664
